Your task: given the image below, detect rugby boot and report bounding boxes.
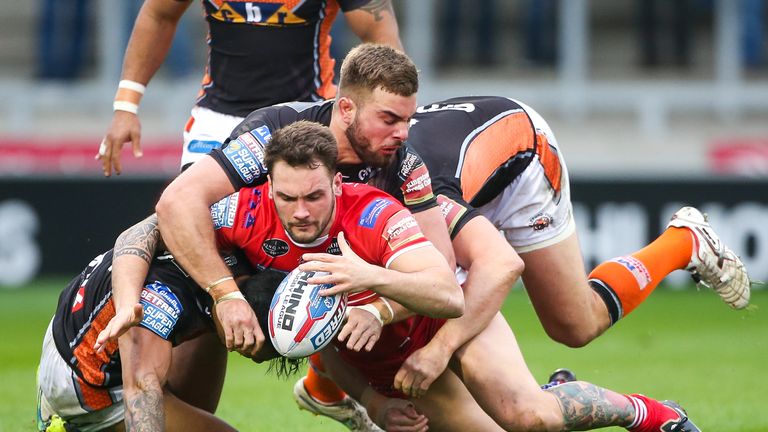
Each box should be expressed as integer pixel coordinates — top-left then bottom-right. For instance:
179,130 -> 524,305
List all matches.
659,401 -> 702,432
667,206 -> 750,309
293,377 -> 383,432
627,395 -> 701,432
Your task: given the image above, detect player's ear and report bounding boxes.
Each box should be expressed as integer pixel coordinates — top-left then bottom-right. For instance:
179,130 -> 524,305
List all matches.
337,96 -> 356,127
332,173 -> 342,196
267,175 -> 274,199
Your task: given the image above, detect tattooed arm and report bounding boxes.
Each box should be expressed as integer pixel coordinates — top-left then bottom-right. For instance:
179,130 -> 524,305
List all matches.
344,0 -> 403,51
94,214 -> 163,352
119,324 -> 171,432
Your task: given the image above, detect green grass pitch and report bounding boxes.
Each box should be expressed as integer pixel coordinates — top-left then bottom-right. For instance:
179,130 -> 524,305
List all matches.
2,279 -> 766,431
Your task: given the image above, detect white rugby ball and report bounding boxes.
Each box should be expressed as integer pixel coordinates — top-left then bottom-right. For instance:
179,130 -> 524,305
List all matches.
268,268 -> 347,358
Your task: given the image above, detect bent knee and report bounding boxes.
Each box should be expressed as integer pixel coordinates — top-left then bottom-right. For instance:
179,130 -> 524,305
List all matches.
542,321 -> 602,348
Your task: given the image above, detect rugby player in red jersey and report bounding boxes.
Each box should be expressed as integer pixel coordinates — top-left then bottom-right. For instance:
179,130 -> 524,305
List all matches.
150,44 -> 456,358
96,119 -> 463,431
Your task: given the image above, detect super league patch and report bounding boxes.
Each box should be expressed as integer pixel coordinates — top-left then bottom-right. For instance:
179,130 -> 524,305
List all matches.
359,198 -> 393,228
211,192 -> 239,229
222,134 -> 267,184
140,281 -> 183,339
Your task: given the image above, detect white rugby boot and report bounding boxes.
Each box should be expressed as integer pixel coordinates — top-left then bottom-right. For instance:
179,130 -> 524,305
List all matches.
293,377 -> 383,432
667,206 -> 750,309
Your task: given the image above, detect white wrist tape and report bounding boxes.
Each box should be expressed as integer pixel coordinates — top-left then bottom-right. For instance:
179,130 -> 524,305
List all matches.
347,303 -> 383,325
113,101 -> 139,114
379,298 -> 394,324
214,290 -> 246,306
118,80 -> 146,94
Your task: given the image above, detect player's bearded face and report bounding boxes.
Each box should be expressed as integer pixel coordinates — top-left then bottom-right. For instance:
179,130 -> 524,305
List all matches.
270,162 -> 339,244
345,89 -> 416,168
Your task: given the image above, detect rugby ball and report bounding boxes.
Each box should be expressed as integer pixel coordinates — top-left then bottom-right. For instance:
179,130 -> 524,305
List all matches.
268,268 -> 347,358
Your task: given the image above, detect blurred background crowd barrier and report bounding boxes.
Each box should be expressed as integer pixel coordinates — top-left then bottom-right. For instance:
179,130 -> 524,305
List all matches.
0,0 -> 766,287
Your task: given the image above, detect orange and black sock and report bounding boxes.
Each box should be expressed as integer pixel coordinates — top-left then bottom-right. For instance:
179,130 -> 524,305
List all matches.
588,227 -> 693,324
303,353 -> 347,404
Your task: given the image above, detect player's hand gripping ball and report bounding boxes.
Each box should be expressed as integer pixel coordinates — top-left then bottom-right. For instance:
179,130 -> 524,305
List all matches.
268,268 -> 347,358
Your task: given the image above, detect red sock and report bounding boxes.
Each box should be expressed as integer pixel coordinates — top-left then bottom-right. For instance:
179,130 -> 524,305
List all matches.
625,394 -> 685,431
303,353 -> 347,404
589,227 -> 693,318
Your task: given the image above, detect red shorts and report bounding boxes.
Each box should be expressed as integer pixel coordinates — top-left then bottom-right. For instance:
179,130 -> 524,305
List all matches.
335,315 -> 445,398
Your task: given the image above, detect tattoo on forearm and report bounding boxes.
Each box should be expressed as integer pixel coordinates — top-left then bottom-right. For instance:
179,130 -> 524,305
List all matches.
123,377 -> 163,432
360,0 -> 392,21
546,382 -> 635,429
114,214 -> 160,264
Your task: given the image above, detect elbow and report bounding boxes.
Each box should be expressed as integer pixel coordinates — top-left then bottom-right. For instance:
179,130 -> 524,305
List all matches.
507,254 -> 525,282
446,291 -> 465,319
155,180 -> 189,223
442,278 -> 465,319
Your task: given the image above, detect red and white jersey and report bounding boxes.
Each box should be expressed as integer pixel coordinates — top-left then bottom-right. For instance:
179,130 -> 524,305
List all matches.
213,182 -> 429,305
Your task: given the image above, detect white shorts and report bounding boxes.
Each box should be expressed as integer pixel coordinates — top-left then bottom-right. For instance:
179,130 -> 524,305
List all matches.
181,106 -> 245,169
37,319 -> 124,431
476,100 -> 575,253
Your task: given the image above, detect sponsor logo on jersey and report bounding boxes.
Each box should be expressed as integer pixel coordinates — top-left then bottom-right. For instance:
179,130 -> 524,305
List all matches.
399,152 -> 420,180
359,198 -> 393,228
610,256 -> 652,290
207,1 -> 305,26
252,125 -> 272,144
71,285 -> 85,313
437,195 -> 469,236
528,212 -> 553,231
262,238 -> 290,257
140,281 -> 183,339
326,238 -> 340,255
402,163 -> 435,206
211,193 -> 239,229
187,139 -> 221,154
382,209 -> 424,251
222,136 -> 267,184
416,102 -> 476,113
405,172 -> 431,195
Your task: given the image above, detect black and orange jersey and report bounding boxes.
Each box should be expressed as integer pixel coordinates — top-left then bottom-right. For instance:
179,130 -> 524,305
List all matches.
196,0 -> 372,117
408,96 -> 563,237
210,99 -> 437,213
50,249 -> 251,389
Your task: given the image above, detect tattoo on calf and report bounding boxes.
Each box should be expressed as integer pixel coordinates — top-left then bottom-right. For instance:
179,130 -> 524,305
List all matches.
546,382 -> 635,429
124,376 -> 163,431
114,215 -> 160,264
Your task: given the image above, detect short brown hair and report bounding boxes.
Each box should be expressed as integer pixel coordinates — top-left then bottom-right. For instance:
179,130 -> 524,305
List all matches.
338,43 -> 418,100
264,121 -> 338,174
